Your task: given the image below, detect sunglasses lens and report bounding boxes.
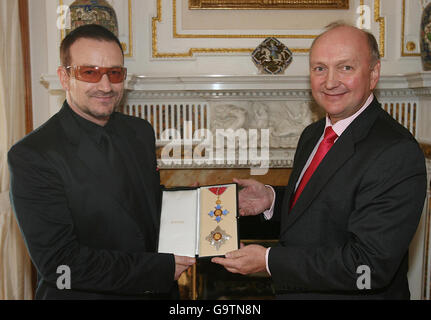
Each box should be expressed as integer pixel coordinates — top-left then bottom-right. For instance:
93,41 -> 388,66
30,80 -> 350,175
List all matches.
71,66 -> 126,83
75,66 -> 102,83
106,68 -> 127,83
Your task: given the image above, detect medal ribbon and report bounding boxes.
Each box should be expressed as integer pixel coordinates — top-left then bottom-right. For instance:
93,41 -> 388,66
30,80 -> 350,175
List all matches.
208,187 -> 227,195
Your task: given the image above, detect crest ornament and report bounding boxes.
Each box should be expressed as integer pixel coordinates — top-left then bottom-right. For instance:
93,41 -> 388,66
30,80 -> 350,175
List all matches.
252,37 -> 293,75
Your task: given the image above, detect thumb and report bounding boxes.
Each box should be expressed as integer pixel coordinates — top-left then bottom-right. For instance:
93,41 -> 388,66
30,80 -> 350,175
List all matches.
233,178 -> 255,188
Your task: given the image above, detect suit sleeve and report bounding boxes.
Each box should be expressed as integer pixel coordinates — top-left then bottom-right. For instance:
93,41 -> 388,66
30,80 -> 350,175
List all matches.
8,143 -> 175,296
269,139 -> 427,292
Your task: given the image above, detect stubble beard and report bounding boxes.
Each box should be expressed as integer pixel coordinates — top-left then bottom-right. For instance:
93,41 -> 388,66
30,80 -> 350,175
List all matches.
69,89 -> 123,122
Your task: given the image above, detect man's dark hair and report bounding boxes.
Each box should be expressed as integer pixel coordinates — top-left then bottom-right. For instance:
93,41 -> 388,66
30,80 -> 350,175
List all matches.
60,24 -> 124,66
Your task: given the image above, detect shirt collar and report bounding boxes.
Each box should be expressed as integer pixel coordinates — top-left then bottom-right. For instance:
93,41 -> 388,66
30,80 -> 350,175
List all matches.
66,102 -> 116,144
325,93 -> 374,137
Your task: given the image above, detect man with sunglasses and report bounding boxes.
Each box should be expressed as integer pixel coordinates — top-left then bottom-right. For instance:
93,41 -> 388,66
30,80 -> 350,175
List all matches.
8,24 -> 195,299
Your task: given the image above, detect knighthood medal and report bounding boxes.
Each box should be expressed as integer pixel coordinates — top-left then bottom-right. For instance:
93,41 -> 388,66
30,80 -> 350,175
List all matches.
208,187 -> 229,223
206,226 -> 231,251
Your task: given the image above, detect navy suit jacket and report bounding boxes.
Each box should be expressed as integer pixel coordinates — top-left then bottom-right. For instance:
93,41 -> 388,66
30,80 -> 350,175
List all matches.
269,97 -> 427,299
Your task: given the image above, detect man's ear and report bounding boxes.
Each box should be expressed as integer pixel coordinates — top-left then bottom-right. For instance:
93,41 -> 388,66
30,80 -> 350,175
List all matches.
369,60 -> 381,91
57,66 -> 70,91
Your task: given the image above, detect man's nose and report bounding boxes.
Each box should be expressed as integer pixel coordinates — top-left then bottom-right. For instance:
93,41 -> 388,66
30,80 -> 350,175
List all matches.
325,69 -> 339,89
96,74 -> 113,92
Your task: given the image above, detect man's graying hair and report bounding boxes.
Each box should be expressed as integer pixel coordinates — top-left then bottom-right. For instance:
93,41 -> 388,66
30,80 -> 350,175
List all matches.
310,21 -> 381,67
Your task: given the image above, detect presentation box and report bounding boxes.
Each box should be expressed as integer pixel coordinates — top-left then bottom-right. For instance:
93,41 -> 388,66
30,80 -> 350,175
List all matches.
158,183 -> 239,258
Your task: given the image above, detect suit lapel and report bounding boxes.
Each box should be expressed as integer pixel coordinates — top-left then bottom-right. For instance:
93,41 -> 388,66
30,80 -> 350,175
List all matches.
113,119 -> 159,229
280,120 -> 326,215
281,98 -> 382,233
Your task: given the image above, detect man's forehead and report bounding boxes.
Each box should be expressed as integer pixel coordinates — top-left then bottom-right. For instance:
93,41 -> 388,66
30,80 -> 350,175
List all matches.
314,26 -> 367,49
69,38 -> 124,65
310,28 -> 368,61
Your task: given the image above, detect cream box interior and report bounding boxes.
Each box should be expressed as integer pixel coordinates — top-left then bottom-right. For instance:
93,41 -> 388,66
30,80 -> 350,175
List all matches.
158,183 -> 239,258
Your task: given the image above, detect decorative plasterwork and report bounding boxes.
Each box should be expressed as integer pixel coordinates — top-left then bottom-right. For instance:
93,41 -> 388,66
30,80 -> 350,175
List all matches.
152,0 -> 385,58
188,0 -> 349,10
401,0 -> 421,57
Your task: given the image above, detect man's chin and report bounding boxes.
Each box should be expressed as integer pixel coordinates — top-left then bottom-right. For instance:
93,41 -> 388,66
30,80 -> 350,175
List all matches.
87,106 -> 116,121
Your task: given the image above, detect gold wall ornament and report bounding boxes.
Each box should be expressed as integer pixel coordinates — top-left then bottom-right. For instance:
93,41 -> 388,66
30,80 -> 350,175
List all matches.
406,41 -> 416,52
373,0 -> 385,58
189,0 -> 349,10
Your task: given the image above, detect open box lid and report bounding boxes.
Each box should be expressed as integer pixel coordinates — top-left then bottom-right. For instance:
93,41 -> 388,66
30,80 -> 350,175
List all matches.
158,183 -> 239,258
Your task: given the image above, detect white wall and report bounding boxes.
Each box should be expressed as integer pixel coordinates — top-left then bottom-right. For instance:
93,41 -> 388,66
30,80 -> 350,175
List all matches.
30,0 -> 429,128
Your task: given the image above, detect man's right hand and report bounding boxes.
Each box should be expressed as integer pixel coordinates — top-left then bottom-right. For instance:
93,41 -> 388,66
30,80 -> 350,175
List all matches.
233,178 -> 274,216
174,255 -> 196,280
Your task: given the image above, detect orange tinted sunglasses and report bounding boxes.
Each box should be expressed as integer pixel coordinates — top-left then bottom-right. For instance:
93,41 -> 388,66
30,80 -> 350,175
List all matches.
66,66 -> 127,83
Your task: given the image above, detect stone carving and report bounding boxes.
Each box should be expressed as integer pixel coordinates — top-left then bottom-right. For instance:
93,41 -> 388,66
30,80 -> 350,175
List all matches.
211,104 -> 247,130
210,101 -> 314,148
269,101 -> 314,148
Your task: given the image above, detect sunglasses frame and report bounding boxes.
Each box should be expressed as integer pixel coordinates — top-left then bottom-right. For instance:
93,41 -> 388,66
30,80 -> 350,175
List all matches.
65,66 -> 127,84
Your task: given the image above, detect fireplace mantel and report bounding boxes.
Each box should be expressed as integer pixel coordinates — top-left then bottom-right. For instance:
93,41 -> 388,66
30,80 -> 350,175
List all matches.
42,73 -> 431,92
41,73 -> 431,170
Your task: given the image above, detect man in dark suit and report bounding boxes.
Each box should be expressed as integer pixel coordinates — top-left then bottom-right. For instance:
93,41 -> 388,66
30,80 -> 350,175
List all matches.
8,24 -> 195,299
212,23 -> 427,299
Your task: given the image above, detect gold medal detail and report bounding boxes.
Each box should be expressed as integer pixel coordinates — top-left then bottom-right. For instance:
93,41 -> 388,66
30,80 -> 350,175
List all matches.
206,226 -> 231,251
213,232 -> 222,241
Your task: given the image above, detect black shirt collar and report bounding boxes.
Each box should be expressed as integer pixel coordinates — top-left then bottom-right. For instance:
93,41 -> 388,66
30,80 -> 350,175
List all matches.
65,101 -> 116,144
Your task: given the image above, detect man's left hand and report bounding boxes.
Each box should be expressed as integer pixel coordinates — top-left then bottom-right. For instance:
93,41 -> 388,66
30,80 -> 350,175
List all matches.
211,244 -> 268,275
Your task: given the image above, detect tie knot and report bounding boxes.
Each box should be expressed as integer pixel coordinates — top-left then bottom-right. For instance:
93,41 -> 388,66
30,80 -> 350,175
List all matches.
323,126 -> 338,143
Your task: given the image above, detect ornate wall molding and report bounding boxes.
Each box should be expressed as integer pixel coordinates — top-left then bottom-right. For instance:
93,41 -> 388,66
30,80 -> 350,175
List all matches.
188,0 -> 350,10
152,0 -> 385,58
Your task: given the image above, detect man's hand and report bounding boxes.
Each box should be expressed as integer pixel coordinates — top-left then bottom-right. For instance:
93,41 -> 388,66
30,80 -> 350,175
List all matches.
233,178 -> 274,216
174,255 -> 196,280
211,244 -> 268,275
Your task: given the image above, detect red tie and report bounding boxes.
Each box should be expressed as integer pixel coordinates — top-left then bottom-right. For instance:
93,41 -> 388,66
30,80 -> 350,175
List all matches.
290,126 -> 338,210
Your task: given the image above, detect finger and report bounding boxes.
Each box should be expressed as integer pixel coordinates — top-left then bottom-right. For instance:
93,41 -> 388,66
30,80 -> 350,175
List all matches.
224,249 -> 245,259
175,255 -> 196,266
212,257 -> 242,274
211,257 -> 238,268
233,178 -> 256,188
239,207 -> 257,216
240,242 -> 246,249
